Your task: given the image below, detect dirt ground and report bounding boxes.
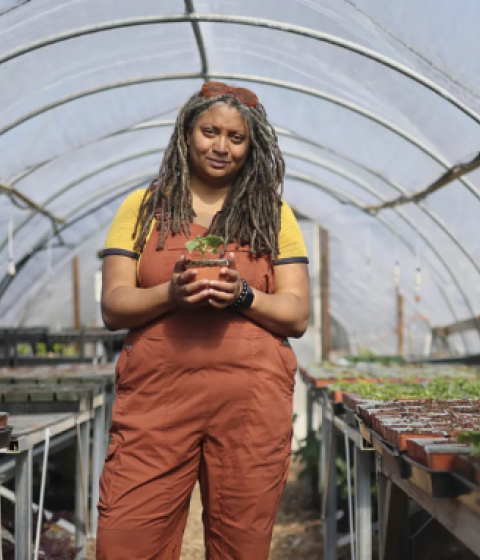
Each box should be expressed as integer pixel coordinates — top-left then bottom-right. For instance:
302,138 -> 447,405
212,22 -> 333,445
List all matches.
86,459 -> 352,560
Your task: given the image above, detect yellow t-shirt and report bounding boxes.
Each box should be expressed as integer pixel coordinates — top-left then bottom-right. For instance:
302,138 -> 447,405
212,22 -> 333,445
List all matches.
102,189 -> 308,265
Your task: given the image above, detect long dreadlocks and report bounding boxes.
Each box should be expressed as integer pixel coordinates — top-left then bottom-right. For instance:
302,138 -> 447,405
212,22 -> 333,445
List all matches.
132,87 -> 285,258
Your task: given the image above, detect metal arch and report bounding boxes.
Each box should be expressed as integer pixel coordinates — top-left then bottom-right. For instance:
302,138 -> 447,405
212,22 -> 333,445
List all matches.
0,163 -> 465,347
7,112 -> 478,288
0,177 -> 155,316
184,1 -> 209,80
2,70 -> 480,213
1,121 -> 470,327
0,169 -> 456,346
0,149 -> 165,255
1,14 -> 480,127
282,150 -> 480,280
7,114 -> 480,286
0,172 -> 156,299
2,142 -> 459,291
285,169 -> 477,337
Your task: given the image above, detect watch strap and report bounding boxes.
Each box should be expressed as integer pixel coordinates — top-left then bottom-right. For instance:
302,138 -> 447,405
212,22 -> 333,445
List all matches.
233,279 -> 254,309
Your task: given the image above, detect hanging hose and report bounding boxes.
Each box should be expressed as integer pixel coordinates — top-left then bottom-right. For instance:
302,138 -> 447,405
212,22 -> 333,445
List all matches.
34,428 -> 50,560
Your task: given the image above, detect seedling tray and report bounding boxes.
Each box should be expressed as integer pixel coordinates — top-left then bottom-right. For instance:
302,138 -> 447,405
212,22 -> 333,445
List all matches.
0,384 -> 102,414
403,454 -> 469,498
406,438 -> 471,471
0,425 -> 13,449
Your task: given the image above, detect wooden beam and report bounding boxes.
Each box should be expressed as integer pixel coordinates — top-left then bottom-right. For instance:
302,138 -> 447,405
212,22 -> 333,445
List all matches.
397,291 -> 404,356
321,228 -> 331,362
0,182 -> 65,223
73,256 -> 80,329
433,315 -> 480,338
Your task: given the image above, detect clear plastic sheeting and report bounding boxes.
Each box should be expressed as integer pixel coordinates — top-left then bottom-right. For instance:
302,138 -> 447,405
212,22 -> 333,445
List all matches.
1,0 -> 480,357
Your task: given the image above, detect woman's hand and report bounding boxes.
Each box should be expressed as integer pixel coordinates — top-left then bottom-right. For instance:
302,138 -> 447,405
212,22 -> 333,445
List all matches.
169,256 -> 211,307
207,253 -> 243,309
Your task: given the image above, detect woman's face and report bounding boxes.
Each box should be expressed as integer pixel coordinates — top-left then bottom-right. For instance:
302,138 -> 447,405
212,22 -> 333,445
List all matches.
187,103 -> 251,187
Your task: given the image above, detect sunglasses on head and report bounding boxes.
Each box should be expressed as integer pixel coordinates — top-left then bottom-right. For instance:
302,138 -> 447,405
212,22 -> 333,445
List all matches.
201,81 -> 259,107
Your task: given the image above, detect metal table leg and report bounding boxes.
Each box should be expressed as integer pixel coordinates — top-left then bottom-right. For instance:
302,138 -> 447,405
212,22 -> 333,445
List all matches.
75,420 -> 91,555
306,386 -> 313,436
91,402 -> 105,535
321,404 -> 337,559
104,390 -> 114,451
319,401 -> 327,507
354,446 -> 372,560
15,448 -> 33,560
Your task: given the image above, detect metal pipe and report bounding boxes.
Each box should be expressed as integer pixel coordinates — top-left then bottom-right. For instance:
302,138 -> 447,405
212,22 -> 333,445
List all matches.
287,169 -> 479,328
2,71 -> 480,216
0,166 -> 468,349
34,428 -> 50,560
2,14 -> 480,127
15,448 -> 33,560
2,128 -> 467,329
184,1 -> 209,79
0,182 -> 65,223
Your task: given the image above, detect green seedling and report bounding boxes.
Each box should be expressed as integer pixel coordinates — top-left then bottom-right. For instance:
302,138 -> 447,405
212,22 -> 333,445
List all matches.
185,235 -> 225,261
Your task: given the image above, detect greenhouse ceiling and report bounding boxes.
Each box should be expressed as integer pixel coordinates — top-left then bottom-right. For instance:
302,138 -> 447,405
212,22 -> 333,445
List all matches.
1,0 -> 480,355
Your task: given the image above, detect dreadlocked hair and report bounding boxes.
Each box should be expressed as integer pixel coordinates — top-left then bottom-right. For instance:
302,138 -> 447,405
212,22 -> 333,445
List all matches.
132,90 -> 285,258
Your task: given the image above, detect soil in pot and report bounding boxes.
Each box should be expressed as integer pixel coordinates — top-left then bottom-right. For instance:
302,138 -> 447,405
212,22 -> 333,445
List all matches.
184,258 -> 230,283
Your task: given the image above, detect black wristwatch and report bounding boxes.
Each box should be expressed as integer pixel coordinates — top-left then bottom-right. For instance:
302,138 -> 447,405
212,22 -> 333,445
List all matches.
233,279 -> 255,310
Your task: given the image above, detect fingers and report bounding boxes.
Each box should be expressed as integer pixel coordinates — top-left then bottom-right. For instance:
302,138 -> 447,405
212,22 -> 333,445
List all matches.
227,252 -> 238,270
176,269 -> 200,286
173,255 -> 186,274
185,288 -> 210,304
218,255 -> 240,283
170,256 -> 211,306
218,268 -> 239,283
208,280 -> 237,294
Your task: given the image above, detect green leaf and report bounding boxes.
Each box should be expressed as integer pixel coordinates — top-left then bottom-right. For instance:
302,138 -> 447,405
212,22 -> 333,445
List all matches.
204,235 -> 224,250
185,240 -> 201,254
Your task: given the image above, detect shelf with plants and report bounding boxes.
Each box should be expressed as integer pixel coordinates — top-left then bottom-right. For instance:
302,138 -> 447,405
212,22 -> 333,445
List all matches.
300,362 -> 478,394
301,362 -> 480,486
354,396 -> 480,482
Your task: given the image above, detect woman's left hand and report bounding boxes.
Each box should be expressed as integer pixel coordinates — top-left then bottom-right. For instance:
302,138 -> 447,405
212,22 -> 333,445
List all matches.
207,253 -> 243,309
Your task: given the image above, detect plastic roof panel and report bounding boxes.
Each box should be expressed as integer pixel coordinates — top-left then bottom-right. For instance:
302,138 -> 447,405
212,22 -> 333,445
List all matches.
2,0 -> 480,356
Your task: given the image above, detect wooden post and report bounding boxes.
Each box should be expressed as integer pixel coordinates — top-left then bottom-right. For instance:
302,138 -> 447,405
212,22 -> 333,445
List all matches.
313,225 -> 322,363
397,290 -> 404,356
321,228 -> 331,362
73,256 -> 80,330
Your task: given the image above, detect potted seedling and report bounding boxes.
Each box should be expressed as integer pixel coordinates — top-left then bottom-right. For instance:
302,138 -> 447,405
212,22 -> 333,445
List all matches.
184,234 -> 229,282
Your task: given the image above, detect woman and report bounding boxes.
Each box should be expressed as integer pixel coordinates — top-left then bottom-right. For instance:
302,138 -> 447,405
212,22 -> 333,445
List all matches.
97,81 -> 310,560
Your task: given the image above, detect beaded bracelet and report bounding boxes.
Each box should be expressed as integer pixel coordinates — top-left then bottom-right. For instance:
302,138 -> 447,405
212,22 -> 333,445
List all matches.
233,279 -> 249,308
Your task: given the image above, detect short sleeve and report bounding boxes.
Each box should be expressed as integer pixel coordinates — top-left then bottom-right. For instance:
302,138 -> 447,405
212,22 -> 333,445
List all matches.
101,189 -> 146,259
274,202 -> 309,266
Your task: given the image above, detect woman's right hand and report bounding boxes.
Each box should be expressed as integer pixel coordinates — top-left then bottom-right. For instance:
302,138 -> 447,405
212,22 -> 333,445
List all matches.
168,256 -> 210,307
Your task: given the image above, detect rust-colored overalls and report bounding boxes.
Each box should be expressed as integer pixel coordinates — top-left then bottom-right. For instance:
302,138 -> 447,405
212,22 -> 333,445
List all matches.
96,223 -> 298,560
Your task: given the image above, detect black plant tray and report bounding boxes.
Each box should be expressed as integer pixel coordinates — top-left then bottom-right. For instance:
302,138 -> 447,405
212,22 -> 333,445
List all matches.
0,425 -> 13,449
402,455 -> 468,498
0,401 -> 83,414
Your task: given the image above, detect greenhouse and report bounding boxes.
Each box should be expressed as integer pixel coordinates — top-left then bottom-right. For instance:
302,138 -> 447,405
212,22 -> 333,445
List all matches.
1,1 -> 480,559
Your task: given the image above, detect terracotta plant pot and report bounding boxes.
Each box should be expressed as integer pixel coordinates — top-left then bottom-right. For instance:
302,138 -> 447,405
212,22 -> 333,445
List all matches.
406,438 -> 469,470
342,392 -> 365,409
184,258 -> 230,283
